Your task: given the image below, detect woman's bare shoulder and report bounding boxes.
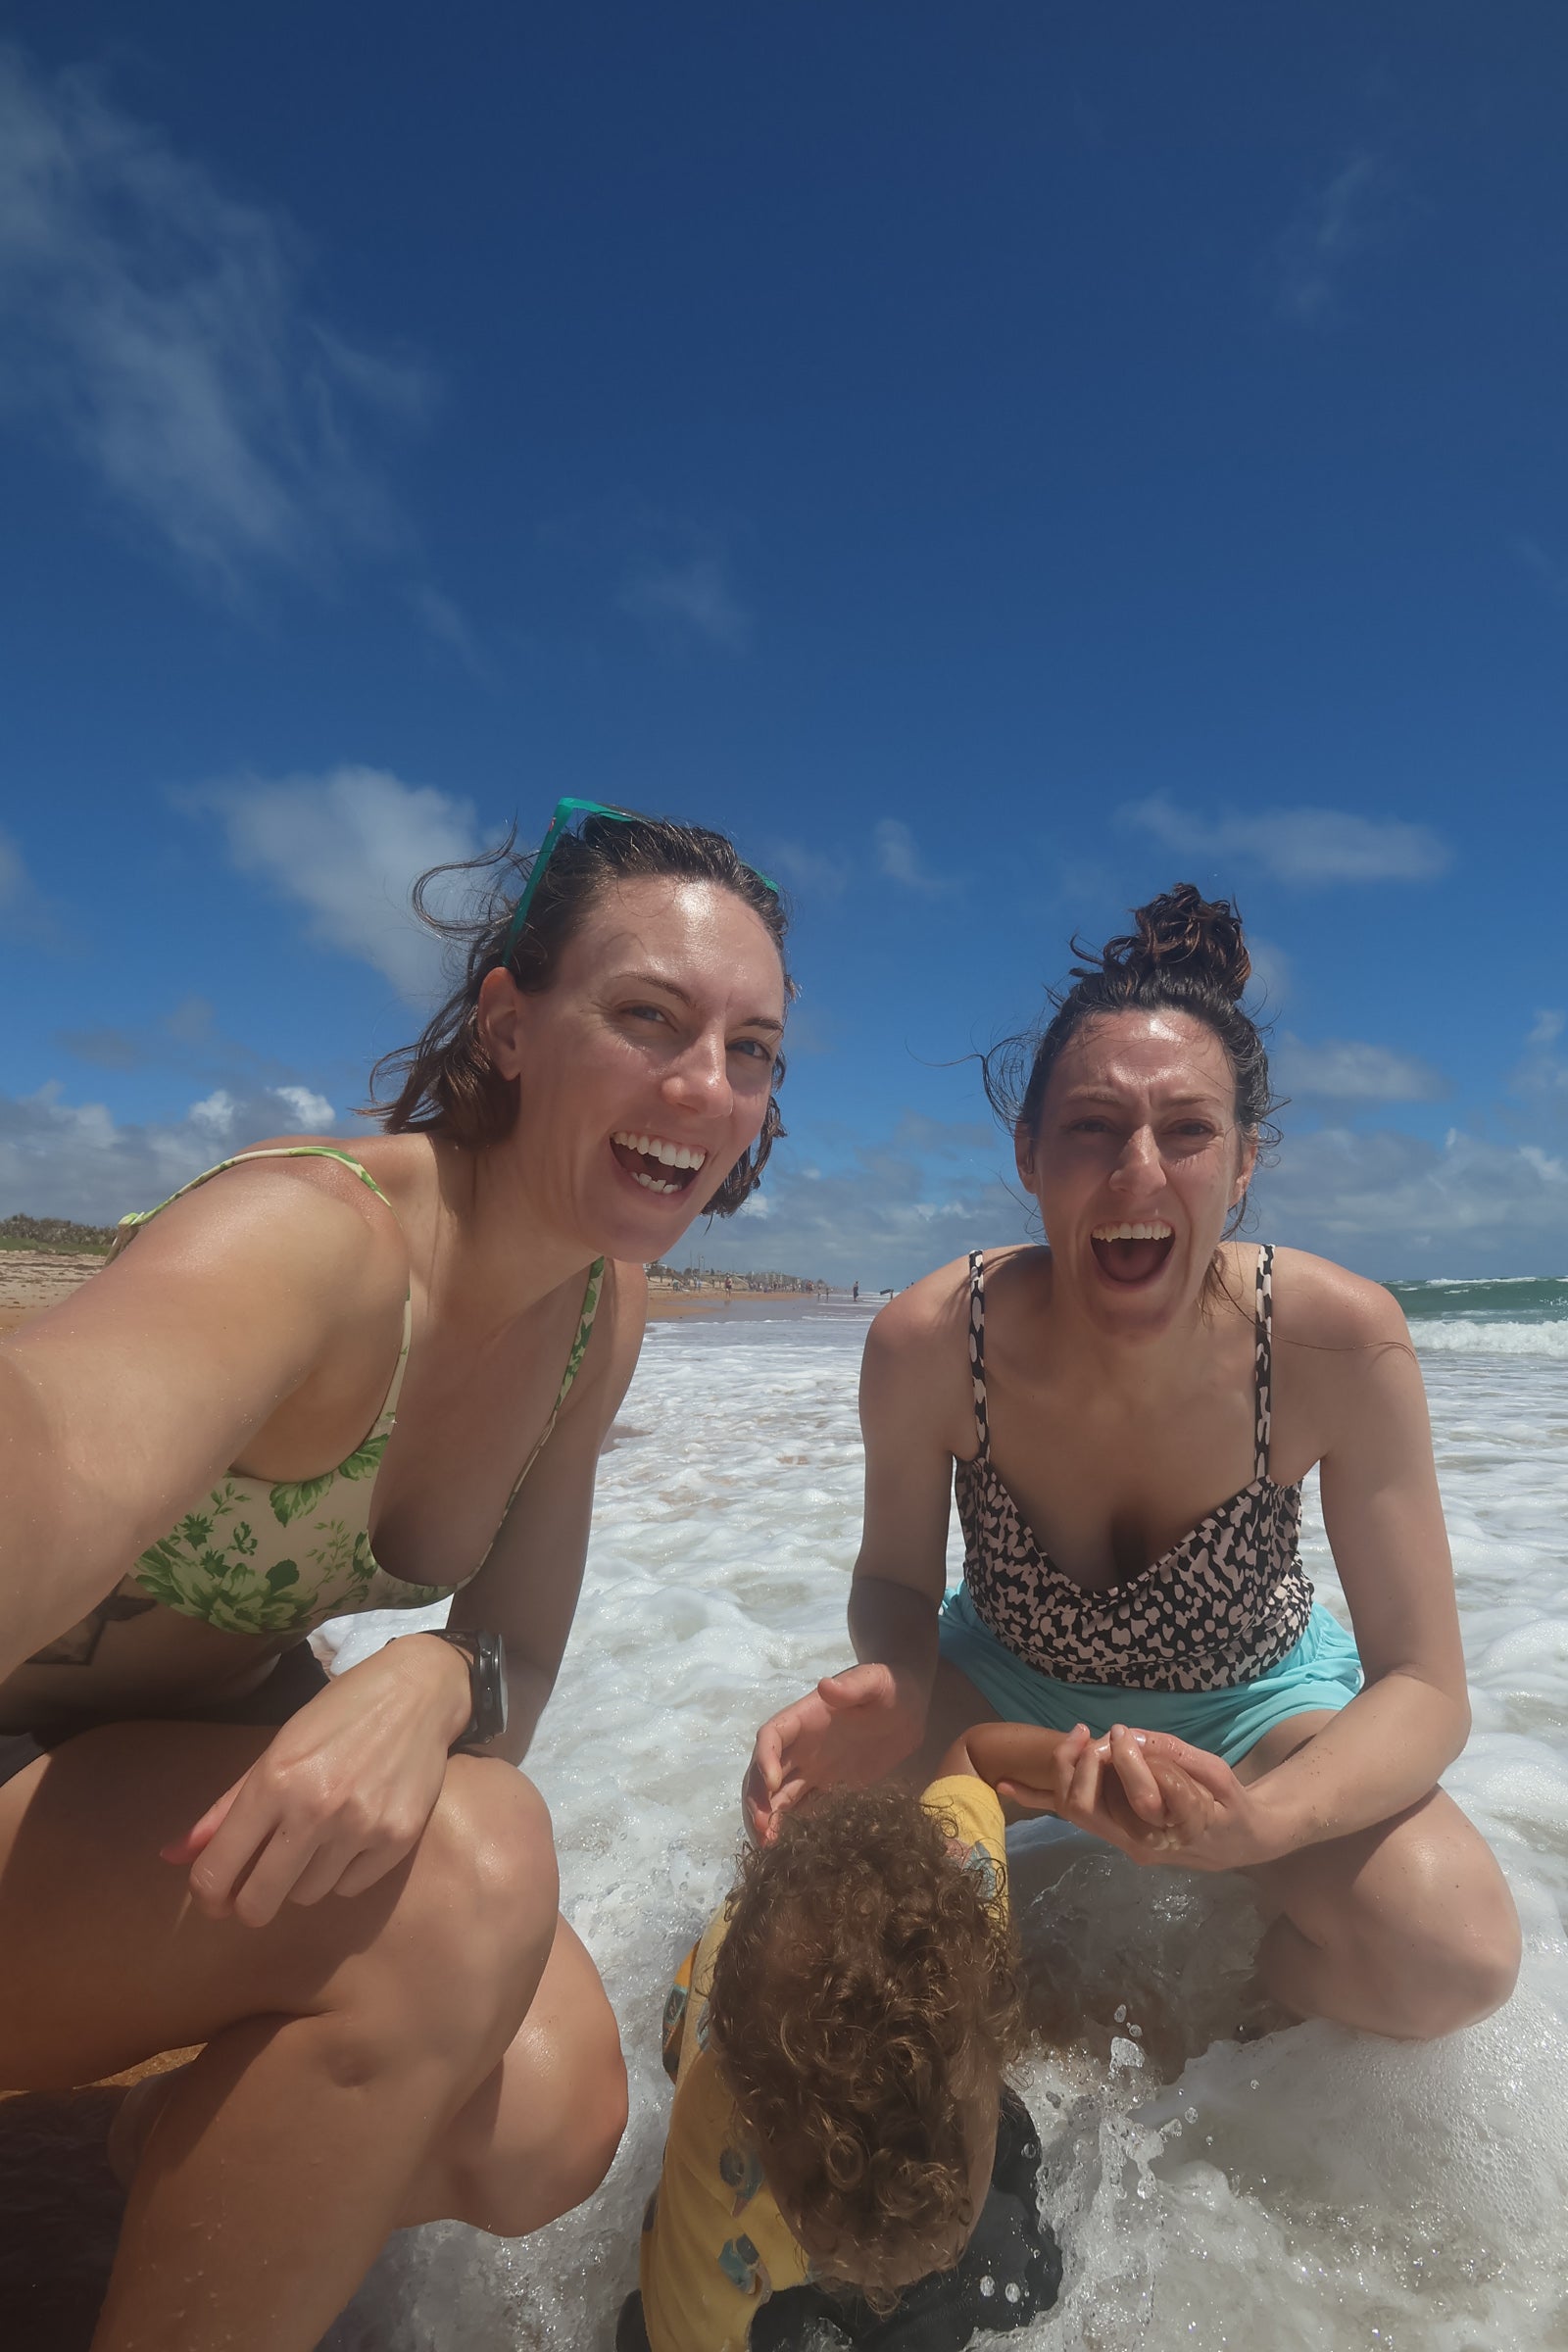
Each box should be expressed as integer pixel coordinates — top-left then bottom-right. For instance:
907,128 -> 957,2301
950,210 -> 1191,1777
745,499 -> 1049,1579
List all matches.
1267,1245 -> 1409,1348
865,1255 -> 971,1354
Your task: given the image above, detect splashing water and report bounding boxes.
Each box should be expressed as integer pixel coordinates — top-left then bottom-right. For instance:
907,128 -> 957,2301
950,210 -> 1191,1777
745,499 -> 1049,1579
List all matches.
321,1299 -> 1568,2350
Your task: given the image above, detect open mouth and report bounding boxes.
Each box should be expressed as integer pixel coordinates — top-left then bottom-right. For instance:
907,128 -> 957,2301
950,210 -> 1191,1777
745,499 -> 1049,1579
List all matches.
1090,1221 -> 1175,1286
610,1129 -> 708,1199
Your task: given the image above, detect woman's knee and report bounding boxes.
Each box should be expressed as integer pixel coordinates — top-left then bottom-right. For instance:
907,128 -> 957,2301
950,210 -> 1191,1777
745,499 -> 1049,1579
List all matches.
1344,1838 -> 1522,2038
349,1765 -> 561,2060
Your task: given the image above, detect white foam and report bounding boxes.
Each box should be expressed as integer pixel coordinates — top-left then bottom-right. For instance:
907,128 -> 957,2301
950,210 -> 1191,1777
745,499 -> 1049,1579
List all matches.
318,1306 -> 1568,2351
1413,1319 -> 1568,1358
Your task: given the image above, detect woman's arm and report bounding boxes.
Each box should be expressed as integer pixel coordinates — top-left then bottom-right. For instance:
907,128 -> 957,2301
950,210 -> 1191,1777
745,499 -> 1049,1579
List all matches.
745,1272 -> 967,1835
0,1160 -> 402,1680
167,1256 -> 647,1926
1241,1271 -> 1469,1857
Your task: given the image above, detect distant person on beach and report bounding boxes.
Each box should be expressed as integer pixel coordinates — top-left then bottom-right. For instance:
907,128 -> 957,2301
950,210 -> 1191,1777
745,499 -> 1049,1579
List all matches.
0,806 -> 791,2352
748,885 -> 1519,2042
619,1720 -> 1096,2352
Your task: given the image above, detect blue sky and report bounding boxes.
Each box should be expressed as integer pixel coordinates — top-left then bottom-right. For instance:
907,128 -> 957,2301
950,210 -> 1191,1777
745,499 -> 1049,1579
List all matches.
3,6 -> 1568,1287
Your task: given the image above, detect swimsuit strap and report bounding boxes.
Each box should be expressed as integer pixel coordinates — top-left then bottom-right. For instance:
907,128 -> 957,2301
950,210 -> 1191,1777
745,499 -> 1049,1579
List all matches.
115,1146 -> 414,1429
472,1256 -> 609,1575
967,1249 -> 990,1456
1253,1243 -> 1275,1482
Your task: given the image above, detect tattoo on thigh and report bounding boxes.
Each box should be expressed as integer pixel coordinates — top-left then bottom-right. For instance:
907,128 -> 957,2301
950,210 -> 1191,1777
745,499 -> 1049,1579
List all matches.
27,1593 -> 159,1667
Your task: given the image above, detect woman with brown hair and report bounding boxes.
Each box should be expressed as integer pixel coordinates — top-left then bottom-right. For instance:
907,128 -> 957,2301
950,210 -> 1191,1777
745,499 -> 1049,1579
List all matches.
0,803 -> 792,2351
747,885 -> 1519,2042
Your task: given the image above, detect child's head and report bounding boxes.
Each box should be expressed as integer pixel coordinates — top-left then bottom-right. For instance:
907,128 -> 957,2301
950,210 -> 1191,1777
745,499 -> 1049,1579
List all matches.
704,1783 -> 1023,2298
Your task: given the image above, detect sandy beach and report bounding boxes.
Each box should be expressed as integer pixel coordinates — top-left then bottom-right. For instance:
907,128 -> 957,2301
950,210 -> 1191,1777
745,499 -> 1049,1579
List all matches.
0,1253 -> 825,1340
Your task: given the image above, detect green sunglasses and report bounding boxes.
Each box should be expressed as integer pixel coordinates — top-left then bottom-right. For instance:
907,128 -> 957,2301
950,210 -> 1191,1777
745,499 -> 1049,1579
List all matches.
500,797 -> 778,965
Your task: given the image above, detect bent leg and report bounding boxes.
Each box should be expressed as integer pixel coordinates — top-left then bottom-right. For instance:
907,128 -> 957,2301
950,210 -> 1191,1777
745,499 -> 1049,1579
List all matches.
0,1724 -> 560,2351
1238,1713 -> 1521,2039
399,1915 -> 627,2234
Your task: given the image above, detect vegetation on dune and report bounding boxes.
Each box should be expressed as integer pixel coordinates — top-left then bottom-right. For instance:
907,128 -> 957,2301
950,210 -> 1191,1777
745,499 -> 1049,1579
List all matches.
0,1213 -> 118,1254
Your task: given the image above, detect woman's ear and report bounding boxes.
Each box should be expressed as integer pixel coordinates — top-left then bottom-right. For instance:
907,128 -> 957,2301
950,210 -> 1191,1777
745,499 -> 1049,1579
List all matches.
1014,1119 -> 1037,1187
476,966 -> 530,1081
1232,1130 -> 1259,1201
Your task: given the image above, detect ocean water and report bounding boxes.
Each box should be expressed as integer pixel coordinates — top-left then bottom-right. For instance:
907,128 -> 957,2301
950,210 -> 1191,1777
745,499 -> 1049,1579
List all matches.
321,1282 -> 1568,2352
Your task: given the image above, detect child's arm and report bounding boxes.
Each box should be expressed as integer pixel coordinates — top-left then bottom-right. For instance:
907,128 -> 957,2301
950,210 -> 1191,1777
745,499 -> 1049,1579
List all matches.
935,1721 -> 1082,1809
937,1721 -> 1222,1851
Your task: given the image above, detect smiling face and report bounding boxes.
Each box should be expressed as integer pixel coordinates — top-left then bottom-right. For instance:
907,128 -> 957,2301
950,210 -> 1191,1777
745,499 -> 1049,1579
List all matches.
1020,1007 -> 1256,1329
475,873 -> 787,1259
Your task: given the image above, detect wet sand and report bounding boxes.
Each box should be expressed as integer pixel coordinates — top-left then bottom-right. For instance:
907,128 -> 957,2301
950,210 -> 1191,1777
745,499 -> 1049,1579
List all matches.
0,1248 -> 105,1334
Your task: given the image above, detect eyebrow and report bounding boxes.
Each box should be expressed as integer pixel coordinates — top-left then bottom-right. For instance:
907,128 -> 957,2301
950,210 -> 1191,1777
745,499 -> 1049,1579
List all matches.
614,970 -> 786,1037
1058,1086 -> 1226,1108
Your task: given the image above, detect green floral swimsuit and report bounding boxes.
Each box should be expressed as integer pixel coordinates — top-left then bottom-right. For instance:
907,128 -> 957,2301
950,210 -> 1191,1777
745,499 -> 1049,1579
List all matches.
111,1148 -> 605,1640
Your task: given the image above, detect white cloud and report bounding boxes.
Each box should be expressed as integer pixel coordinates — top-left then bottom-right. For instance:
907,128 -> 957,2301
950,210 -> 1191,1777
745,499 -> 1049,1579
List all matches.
1274,152 -> 1395,326
620,553 -> 750,652
192,764 -> 482,999
0,45 -> 431,589
1509,1009 -> 1568,1110
1123,793 -> 1450,886
1256,1125 -> 1568,1275
1274,1034 -> 1450,1105
0,1082 -> 343,1224
272,1085 -> 335,1130
874,818 -> 957,896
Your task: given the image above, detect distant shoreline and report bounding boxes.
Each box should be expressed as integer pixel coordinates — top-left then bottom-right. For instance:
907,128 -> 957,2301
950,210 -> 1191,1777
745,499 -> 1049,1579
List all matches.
0,1248 -> 840,1337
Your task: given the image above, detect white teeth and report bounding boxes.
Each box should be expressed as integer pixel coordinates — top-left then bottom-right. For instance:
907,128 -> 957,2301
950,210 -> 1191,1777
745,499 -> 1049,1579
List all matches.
632,1170 -> 678,1194
1092,1222 -> 1174,1243
612,1130 -> 709,1172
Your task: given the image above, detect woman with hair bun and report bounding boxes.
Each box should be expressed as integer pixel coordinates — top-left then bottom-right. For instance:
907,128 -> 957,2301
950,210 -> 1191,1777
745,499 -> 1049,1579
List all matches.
748,884 -> 1518,2042
0,805 -> 792,2350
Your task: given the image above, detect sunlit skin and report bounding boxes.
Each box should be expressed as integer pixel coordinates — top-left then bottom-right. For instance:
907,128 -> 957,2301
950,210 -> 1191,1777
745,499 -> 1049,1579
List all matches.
0,871 -> 788,2352
746,1004 -> 1522,2043
1019,1010 -> 1255,1352
477,873 -> 787,1275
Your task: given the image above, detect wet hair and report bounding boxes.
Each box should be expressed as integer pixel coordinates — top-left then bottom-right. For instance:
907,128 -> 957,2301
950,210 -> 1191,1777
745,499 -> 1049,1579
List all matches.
704,1784 -> 1022,2298
984,882 -> 1282,1230
368,814 -> 793,1216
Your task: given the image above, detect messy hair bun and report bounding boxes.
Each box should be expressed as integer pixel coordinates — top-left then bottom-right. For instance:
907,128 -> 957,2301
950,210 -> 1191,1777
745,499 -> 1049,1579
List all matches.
985,883 -> 1280,1228
1090,883 -> 1251,1005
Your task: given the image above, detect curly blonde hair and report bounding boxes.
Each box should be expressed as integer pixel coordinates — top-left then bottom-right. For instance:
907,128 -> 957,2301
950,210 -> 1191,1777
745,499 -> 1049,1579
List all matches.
704,1784 -> 1023,2291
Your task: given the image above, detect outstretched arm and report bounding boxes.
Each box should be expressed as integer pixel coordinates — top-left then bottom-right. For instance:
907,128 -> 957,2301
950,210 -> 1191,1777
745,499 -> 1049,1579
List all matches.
744,1274 -> 970,1838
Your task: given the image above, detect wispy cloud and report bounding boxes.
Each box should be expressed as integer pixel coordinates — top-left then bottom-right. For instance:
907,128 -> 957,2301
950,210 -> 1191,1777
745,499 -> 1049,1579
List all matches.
408,583 -> 494,682
1508,1009 -> 1568,1112
764,840 -> 851,900
874,818 -> 958,896
0,822 -> 71,946
1274,1034 -> 1450,1106
1274,152 -> 1396,326
619,551 -> 751,652
0,1079 -> 339,1223
1123,793 -> 1450,886
189,764 -> 483,999
0,45 -> 432,590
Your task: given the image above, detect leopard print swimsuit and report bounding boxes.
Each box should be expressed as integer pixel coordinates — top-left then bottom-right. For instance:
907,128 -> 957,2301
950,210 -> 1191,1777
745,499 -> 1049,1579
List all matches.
953,1245 -> 1315,1692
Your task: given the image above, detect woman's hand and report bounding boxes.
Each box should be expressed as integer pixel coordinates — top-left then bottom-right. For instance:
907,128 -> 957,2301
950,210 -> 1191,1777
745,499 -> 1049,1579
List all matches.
743,1664 -> 923,1842
1000,1722 -> 1279,1873
162,1635 -> 475,1927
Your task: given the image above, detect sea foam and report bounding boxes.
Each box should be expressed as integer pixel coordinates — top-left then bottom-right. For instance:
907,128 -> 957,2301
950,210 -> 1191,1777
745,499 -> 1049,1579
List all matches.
320,1301 -> 1568,2351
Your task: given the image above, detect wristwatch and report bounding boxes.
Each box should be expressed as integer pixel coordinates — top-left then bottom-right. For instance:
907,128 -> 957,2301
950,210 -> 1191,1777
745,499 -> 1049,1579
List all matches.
424,1629 -> 509,1751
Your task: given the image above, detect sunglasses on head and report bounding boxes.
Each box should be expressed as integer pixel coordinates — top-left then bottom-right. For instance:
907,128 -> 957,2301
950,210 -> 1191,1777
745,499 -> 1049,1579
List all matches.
500,797 -> 777,965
